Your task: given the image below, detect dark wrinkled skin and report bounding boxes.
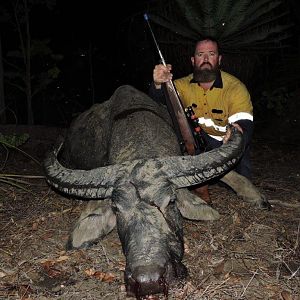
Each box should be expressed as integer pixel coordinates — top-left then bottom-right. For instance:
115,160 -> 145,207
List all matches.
112,182 -> 187,298
59,86 -> 187,297
44,85 -> 247,298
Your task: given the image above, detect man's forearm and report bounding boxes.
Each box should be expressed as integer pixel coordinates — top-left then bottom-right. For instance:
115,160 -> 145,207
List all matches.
148,82 -> 166,105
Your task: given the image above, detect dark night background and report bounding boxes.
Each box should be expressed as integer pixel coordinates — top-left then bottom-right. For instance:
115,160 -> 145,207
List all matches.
1,0 -> 300,134
0,4 -> 300,298
1,0 -> 157,125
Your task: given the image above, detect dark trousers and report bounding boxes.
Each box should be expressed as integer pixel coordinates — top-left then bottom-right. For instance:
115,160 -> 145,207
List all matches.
198,131 -> 252,179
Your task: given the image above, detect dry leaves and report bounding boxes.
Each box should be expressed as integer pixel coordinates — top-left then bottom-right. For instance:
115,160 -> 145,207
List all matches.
40,255 -> 69,278
84,268 -> 116,282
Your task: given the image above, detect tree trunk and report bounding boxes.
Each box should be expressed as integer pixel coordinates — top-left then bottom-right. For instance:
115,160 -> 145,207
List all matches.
0,36 -> 6,124
24,0 -> 33,125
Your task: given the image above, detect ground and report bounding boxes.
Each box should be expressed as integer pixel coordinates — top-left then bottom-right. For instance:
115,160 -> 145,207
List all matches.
0,125 -> 299,300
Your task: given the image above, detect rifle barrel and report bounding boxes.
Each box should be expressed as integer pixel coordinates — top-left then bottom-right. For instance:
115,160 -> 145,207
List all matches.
144,13 -> 197,155
143,13 -> 166,66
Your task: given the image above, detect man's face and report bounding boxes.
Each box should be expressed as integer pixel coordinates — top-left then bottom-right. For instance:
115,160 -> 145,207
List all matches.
191,40 -> 222,83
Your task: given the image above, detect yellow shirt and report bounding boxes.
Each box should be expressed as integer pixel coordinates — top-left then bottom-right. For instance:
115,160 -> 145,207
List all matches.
174,71 -> 253,140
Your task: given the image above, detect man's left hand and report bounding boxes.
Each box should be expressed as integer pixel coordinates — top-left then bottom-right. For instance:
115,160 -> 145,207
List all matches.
223,123 -> 243,144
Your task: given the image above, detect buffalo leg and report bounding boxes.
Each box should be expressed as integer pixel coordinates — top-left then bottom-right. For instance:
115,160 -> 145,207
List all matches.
220,171 -> 271,209
176,188 -> 220,220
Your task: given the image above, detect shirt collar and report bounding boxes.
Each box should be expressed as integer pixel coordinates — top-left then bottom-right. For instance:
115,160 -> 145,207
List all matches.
189,70 -> 223,89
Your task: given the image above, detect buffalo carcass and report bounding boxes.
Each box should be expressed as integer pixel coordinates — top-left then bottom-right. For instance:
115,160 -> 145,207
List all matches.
43,85 -> 264,298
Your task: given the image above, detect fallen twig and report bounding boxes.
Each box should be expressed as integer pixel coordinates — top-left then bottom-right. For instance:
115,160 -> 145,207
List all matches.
239,269 -> 259,299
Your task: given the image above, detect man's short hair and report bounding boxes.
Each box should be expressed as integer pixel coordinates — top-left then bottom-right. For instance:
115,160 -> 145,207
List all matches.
194,36 -> 222,55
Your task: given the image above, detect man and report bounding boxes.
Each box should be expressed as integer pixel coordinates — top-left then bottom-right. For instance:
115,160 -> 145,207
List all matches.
149,37 -> 253,203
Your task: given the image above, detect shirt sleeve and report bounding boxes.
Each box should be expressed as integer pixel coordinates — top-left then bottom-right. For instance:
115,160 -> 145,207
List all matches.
148,82 -> 166,105
227,82 -> 253,123
227,82 -> 253,148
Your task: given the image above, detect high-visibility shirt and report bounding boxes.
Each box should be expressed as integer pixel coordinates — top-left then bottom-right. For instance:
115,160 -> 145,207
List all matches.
174,70 -> 253,141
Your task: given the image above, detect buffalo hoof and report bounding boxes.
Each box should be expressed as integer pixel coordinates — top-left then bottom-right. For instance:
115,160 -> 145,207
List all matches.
258,199 -> 272,210
176,188 -> 220,220
67,199 -> 116,250
244,194 -> 272,210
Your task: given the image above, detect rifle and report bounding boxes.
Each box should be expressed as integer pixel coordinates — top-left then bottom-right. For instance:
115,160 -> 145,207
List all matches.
144,13 -> 205,155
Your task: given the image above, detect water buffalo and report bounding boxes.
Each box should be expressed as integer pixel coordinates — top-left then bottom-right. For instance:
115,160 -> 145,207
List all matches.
43,85 -> 268,298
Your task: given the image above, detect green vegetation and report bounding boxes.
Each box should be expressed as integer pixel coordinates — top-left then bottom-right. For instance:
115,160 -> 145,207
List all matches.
0,133 -> 42,193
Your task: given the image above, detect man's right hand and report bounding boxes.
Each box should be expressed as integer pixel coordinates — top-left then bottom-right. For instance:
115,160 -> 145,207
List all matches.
153,64 -> 173,89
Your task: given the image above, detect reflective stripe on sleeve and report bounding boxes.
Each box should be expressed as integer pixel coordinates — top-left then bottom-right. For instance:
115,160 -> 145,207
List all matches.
228,112 -> 253,123
197,117 -> 227,132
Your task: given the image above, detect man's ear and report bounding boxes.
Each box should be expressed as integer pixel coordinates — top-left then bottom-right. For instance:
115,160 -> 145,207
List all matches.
191,56 -> 195,66
218,55 -> 222,66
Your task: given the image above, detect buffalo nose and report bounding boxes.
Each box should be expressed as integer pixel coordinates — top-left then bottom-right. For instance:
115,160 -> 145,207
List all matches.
126,264 -> 167,297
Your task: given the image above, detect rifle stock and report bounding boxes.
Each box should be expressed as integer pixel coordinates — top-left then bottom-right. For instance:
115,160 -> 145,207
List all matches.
163,81 -> 197,155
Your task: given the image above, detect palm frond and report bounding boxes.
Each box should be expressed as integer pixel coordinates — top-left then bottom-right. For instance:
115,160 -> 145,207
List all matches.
220,0 -> 251,37
149,0 -> 293,54
148,14 -> 199,41
229,27 -> 292,50
226,11 -> 291,41
175,0 -> 204,32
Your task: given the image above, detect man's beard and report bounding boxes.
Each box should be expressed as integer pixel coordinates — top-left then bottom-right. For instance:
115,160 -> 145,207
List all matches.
193,63 -> 219,83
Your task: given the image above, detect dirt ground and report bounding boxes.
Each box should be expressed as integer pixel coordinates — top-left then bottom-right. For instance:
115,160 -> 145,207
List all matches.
0,125 -> 299,300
